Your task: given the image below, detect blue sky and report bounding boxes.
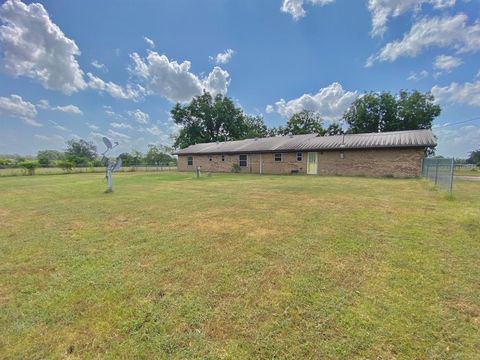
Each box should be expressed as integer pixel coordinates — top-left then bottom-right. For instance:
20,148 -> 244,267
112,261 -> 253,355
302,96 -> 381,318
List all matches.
0,0 -> 479,158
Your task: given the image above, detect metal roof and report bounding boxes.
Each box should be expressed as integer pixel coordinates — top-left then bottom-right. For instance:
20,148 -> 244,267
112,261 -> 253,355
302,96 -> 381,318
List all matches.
172,129 -> 436,155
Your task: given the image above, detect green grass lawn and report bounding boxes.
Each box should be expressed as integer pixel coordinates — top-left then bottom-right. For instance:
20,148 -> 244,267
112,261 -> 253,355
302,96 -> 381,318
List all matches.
455,168 -> 480,177
1,172 -> 479,359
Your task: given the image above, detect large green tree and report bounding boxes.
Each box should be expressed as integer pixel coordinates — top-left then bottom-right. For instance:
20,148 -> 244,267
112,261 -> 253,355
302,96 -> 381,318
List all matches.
467,148 -> 480,165
281,110 -> 325,135
172,92 -> 245,148
242,115 -> 268,139
344,90 -> 441,133
37,150 -> 64,167
144,145 -> 175,164
65,139 -> 97,166
325,122 -> 344,135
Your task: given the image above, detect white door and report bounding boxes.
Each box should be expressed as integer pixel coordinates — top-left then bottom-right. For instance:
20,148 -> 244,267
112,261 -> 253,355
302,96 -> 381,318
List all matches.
307,152 -> 318,175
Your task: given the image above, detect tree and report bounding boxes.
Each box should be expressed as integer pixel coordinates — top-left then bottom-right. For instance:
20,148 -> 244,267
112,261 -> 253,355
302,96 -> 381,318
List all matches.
65,139 -> 97,166
344,90 -> 441,133
266,127 -> 281,137
281,110 -> 325,135
172,92 -> 254,148
242,115 -> 268,139
326,122 -> 344,135
18,160 -> 38,175
144,145 -> 174,165
57,160 -> 74,172
37,150 -> 64,167
467,148 -> 480,165
118,153 -> 135,166
131,150 -> 144,165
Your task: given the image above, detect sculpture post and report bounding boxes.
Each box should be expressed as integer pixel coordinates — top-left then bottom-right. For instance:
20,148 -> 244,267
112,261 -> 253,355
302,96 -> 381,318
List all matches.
101,137 -> 121,193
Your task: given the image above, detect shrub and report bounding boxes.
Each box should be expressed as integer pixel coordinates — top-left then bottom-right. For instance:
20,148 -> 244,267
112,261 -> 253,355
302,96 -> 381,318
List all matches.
58,160 -> 74,173
18,160 -> 38,175
0,158 -> 14,169
231,163 -> 241,173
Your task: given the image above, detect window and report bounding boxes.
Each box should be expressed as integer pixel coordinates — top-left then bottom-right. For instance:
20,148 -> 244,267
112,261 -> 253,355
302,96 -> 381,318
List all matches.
274,153 -> 282,162
221,154 -> 225,162
209,155 -> 212,161
187,156 -> 193,166
296,152 -> 303,161
239,154 -> 247,167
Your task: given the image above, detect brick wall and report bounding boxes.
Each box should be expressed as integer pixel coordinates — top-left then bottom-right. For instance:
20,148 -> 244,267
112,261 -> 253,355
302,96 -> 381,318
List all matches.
317,148 -> 424,178
177,152 -> 307,174
177,148 -> 425,178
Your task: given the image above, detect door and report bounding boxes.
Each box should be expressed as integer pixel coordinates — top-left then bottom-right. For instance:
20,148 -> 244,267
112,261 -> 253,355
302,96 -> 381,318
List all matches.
307,152 -> 318,175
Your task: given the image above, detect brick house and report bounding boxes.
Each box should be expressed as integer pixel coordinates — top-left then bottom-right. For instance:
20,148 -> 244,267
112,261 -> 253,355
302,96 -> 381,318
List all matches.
173,129 -> 436,178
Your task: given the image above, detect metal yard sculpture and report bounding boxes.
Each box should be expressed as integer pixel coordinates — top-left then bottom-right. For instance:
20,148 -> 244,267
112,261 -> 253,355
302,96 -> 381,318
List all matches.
101,137 -> 122,192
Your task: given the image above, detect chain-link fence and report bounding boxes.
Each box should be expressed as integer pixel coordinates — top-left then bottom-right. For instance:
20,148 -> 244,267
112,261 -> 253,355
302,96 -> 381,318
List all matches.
421,158 -> 455,193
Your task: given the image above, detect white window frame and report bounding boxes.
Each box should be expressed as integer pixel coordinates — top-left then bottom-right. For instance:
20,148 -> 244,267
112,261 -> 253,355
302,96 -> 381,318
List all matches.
274,153 -> 282,162
296,152 -> 303,161
187,156 -> 193,166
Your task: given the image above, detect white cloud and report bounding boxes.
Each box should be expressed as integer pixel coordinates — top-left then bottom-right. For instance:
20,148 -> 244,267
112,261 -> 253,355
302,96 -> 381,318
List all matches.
87,73 -> 146,101
52,105 -> 83,115
86,122 -> 99,131
204,66 -> 231,97
103,106 -> 116,117
433,54 -> 462,72
146,124 -> 163,136
0,0 -> 86,94
281,0 -> 335,20
214,49 -> 235,64
265,104 -> 274,113
128,109 -> 150,124
129,51 -> 230,103
268,82 -> 357,120
107,129 -> 130,140
367,14 -> 480,66
91,60 -> 107,72
434,124 -> 480,158
367,0 -> 456,38
54,125 -> 68,132
432,80 -> 480,107
143,36 -> 155,49
407,69 -> 429,81
0,94 -> 41,126
48,120 -> 69,132
37,99 -> 83,115
110,122 -> 133,129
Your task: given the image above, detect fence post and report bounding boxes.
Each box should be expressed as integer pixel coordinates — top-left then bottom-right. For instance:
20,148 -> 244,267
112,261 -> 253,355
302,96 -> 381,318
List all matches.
449,158 -> 455,194
434,159 -> 439,185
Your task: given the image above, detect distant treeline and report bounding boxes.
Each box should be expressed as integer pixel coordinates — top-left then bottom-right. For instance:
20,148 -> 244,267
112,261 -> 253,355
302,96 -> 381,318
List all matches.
0,139 -> 176,173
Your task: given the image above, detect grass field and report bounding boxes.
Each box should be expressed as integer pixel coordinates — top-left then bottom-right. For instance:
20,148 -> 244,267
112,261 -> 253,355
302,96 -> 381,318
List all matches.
0,166 -> 176,177
1,172 -> 479,359
455,168 -> 480,177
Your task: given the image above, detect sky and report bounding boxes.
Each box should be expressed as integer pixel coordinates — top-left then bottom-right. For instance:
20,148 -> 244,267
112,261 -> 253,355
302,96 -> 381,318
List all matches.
0,0 -> 479,158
